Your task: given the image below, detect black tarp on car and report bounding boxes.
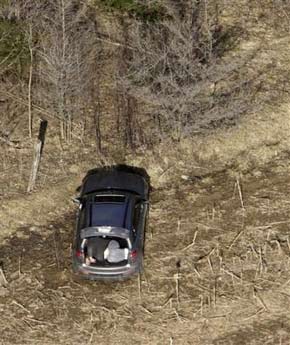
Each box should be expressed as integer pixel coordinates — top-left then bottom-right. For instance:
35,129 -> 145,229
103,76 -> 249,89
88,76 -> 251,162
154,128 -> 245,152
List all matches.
80,168 -> 149,200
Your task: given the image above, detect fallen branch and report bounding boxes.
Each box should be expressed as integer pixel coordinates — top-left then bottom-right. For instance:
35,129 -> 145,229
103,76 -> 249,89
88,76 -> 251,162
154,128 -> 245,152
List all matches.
236,177 -> 245,210
0,267 -> 8,287
228,229 -> 245,250
182,231 -> 198,251
253,287 -> 269,312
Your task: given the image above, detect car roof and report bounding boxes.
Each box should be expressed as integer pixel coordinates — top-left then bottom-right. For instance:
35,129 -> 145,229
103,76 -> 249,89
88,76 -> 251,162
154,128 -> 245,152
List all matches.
80,169 -> 149,200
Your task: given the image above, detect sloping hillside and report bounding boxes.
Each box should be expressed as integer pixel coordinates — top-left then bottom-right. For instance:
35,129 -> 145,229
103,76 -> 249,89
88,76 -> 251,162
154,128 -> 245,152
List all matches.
1,1 -> 290,344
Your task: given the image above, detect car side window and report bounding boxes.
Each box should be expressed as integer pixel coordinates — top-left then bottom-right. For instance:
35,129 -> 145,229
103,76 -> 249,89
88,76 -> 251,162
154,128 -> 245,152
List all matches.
78,204 -> 86,229
132,202 -> 142,240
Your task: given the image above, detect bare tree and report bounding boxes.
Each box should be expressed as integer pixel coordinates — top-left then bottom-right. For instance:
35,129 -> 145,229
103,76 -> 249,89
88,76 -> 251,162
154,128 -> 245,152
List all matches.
37,0 -> 97,141
27,22 -> 33,138
118,0 -> 263,142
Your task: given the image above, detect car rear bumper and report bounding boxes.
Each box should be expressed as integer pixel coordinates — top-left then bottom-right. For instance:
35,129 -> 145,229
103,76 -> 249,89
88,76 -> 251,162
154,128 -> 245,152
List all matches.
73,261 -> 139,281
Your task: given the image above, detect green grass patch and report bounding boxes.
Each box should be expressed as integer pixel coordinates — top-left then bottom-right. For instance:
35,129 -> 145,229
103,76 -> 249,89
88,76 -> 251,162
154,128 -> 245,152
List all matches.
0,19 -> 29,75
97,0 -> 165,21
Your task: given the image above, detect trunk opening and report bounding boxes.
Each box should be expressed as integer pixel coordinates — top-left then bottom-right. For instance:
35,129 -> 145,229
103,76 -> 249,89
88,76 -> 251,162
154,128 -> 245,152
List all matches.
82,236 -> 129,267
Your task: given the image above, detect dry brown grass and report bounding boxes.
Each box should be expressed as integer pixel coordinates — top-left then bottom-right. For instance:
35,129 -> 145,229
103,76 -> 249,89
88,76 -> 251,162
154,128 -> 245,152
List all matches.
2,2 -> 290,344
1,168 -> 290,344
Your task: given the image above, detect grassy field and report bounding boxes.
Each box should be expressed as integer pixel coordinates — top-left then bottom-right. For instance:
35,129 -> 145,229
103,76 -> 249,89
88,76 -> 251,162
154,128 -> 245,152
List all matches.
1,1 -> 290,344
1,165 -> 290,344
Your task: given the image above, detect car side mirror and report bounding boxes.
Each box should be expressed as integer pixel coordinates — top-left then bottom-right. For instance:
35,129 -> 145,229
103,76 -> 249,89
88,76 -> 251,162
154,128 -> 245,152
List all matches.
72,197 -> 81,205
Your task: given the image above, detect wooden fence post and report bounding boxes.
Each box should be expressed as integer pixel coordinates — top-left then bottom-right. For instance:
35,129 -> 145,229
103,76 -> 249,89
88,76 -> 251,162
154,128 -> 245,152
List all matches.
27,120 -> 48,193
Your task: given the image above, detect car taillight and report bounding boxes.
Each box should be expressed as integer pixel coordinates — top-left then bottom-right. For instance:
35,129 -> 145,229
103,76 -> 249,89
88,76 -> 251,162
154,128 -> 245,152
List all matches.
130,250 -> 138,261
76,250 -> 84,258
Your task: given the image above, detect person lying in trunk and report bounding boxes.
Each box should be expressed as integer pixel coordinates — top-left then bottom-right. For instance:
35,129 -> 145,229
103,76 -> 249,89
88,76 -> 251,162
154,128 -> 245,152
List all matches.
104,240 -> 129,263
85,237 -> 110,265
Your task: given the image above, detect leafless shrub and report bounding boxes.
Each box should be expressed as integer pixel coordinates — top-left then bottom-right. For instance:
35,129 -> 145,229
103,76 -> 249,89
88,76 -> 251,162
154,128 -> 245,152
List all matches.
0,1 -> 101,142
118,1 -> 263,142
34,0 -> 98,141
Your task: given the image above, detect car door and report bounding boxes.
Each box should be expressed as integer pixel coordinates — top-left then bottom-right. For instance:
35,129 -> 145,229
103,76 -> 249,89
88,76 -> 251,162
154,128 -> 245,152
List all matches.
132,198 -> 149,254
74,199 -> 87,250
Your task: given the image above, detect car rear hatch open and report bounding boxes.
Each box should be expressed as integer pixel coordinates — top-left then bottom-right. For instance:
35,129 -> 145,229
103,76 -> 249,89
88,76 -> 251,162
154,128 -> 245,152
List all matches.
79,226 -> 132,269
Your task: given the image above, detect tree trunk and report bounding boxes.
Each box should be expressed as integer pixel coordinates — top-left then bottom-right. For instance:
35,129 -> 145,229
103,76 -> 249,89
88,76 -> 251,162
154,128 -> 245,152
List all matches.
27,120 -> 48,192
28,23 -> 33,138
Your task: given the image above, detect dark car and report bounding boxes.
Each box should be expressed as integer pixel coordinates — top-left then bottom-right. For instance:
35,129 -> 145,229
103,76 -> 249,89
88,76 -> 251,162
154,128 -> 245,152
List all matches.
72,168 -> 149,280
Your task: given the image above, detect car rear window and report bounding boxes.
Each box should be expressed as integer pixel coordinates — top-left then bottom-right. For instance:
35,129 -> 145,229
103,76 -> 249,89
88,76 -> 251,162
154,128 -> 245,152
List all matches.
94,195 -> 125,203
90,203 -> 126,228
